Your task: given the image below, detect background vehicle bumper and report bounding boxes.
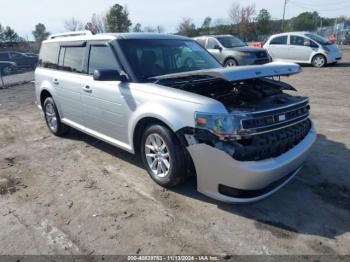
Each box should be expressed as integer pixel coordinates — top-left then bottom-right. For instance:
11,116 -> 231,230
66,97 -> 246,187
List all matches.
237,57 -> 270,65
187,125 -> 317,203
326,51 -> 342,63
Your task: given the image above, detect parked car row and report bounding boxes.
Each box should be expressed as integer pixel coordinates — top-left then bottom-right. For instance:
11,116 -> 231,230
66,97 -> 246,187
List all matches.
192,32 -> 342,68
0,51 -> 38,75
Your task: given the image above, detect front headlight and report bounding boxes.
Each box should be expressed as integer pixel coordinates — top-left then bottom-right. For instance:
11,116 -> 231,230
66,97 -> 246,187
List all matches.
195,112 -> 247,139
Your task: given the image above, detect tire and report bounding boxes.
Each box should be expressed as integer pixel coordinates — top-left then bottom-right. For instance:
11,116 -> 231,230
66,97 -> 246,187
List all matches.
141,124 -> 188,188
312,54 -> 326,68
43,97 -> 69,136
224,58 -> 237,67
2,66 -> 16,75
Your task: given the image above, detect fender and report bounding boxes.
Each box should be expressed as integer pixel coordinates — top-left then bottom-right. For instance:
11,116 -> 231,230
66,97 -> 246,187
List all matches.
128,101 -> 192,153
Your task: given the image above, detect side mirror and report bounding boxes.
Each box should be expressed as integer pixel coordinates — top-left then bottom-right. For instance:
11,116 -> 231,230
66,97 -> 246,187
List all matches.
93,69 -> 128,82
214,45 -> 222,51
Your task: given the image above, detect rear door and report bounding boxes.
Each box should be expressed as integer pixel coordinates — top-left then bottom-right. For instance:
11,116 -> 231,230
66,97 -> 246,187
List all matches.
81,41 -> 129,146
288,35 -> 316,62
54,43 -> 86,126
267,35 -> 289,61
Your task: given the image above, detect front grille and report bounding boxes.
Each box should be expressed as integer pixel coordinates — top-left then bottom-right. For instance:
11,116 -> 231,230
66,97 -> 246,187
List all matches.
233,119 -> 312,161
256,51 -> 268,58
241,101 -> 310,134
254,59 -> 270,65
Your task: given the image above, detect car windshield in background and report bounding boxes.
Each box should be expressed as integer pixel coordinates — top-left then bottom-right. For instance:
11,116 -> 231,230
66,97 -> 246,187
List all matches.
217,36 -> 247,48
305,33 -> 331,45
118,39 -> 222,80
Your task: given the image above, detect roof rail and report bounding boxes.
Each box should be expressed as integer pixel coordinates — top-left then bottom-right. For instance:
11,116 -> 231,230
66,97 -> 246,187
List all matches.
48,31 -> 93,39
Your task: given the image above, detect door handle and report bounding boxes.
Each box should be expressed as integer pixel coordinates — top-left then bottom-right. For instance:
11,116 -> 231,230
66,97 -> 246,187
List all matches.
53,79 -> 59,85
83,85 -> 92,93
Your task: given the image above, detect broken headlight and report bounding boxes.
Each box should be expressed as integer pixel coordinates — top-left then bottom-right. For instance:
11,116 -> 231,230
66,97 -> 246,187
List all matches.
195,112 -> 247,139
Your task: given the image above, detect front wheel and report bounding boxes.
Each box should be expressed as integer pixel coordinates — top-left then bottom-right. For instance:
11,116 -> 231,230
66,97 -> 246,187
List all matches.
312,54 -> 326,68
43,97 -> 69,136
224,58 -> 237,67
141,125 -> 188,188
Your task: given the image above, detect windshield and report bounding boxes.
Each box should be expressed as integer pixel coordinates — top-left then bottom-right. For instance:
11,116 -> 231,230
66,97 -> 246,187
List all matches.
118,39 -> 221,80
216,36 -> 246,48
305,33 -> 331,45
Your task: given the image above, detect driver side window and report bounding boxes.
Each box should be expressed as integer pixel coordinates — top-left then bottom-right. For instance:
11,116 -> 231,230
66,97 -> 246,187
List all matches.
88,45 -> 120,75
206,38 -> 219,49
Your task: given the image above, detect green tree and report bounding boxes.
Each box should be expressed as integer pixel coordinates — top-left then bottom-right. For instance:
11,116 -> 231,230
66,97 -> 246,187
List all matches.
177,17 -> 196,37
256,9 -> 271,35
291,12 -> 320,31
106,4 -> 132,32
202,16 -> 212,34
2,26 -> 20,42
32,23 -> 50,42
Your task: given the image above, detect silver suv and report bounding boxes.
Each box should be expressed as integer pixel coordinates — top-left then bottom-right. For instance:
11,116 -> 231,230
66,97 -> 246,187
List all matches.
35,31 -> 316,203
193,35 -> 270,66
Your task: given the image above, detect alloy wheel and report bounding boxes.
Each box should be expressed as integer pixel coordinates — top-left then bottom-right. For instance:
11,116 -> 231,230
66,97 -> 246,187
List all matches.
145,133 -> 171,178
45,102 -> 58,132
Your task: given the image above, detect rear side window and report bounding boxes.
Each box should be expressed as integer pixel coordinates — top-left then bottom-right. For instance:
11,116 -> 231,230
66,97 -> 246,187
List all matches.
88,46 -> 120,75
270,36 -> 288,45
206,38 -> 219,49
39,43 -> 60,69
58,47 -> 85,73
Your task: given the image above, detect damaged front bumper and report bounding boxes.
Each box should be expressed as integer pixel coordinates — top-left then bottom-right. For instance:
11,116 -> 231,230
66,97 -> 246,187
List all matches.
186,125 -> 317,203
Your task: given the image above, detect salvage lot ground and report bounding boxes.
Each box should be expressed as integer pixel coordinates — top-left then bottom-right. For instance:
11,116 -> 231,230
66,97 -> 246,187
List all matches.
0,50 -> 349,256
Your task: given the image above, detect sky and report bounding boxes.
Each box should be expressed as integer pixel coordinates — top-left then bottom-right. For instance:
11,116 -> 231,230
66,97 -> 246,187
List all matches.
1,0 -> 350,40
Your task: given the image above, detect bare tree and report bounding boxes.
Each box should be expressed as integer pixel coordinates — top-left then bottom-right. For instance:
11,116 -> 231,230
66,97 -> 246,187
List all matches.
85,13 -> 107,34
177,17 -> 196,36
64,18 -> 84,31
228,2 -> 241,25
143,26 -> 156,33
156,25 -> 165,33
239,4 -> 256,40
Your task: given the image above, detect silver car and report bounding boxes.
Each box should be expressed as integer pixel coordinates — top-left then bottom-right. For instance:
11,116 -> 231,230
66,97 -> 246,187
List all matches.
264,32 -> 342,67
193,35 -> 270,67
35,31 -> 316,203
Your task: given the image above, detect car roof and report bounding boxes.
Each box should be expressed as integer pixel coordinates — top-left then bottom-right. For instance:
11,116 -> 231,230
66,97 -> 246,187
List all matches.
43,32 -> 190,44
269,32 -> 314,38
194,35 -> 235,39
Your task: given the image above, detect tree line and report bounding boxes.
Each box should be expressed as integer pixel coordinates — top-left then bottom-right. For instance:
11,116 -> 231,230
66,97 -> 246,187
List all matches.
1,2 -> 348,45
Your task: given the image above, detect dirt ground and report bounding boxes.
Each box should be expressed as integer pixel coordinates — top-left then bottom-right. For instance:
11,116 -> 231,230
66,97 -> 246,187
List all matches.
0,50 -> 349,256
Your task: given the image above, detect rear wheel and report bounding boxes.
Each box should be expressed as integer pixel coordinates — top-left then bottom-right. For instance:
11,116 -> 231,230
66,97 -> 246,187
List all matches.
224,58 -> 237,67
43,97 -> 69,136
312,54 -> 326,68
141,124 -> 188,188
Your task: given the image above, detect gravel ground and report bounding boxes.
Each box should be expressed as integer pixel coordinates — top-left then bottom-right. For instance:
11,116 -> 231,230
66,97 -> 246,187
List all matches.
0,50 -> 349,256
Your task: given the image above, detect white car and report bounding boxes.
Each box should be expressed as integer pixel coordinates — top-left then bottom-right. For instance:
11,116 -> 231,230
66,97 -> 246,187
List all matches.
264,32 -> 342,67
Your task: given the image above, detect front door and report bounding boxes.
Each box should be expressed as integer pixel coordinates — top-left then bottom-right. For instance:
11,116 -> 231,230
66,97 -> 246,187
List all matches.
288,35 -> 314,62
81,42 -> 129,147
206,37 -> 225,64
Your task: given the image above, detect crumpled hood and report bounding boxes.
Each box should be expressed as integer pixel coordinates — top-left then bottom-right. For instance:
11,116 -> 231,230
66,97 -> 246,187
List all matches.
153,62 -> 302,82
